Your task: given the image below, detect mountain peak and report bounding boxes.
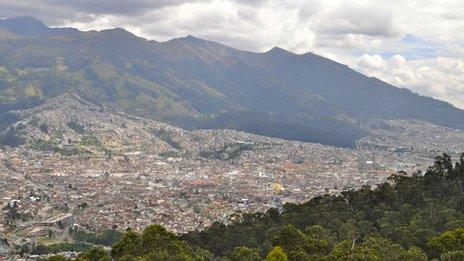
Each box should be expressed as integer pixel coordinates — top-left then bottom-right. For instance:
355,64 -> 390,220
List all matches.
180,34 -> 212,45
164,34 -> 235,55
176,35 -> 233,49
185,34 -> 199,40
0,16 -> 48,36
0,16 -> 80,37
266,46 -> 295,56
2,16 -> 45,26
97,28 -> 136,38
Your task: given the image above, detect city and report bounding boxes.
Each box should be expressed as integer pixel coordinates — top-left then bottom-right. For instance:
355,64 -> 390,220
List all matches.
1,94 -> 463,258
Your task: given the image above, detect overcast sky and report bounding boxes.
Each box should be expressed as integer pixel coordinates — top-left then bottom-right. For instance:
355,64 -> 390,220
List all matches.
0,0 -> 463,108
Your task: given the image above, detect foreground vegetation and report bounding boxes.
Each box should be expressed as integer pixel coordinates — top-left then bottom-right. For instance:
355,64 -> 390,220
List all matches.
46,153 -> 464,260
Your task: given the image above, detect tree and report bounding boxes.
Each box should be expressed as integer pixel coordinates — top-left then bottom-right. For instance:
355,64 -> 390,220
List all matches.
266,208 -> 281,223
141,224 -> 177,253
20,244 -> 30,257
78,247 -> 111,261
113,224 -> 211,260
441,250 -> 464,261
428,227 -> 464,257
33,243 -> 49,255
112,231 -> 143,258
230,246 -> 260,261
433,153 -> 453,174
330,240 -> 379,260
305,225 -> 335,255
265,246 -> 288,261
329,237 -> 410,260
141,225 -> 212,260
273,225 -> 305,252
400,247 -> 427,261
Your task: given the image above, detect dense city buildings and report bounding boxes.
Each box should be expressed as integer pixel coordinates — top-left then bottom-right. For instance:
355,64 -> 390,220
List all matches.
1,95 -> 463,257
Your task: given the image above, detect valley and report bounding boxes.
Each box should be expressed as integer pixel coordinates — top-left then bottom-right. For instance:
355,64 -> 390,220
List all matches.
1,94 -> 463,251
0,16 -> 463,259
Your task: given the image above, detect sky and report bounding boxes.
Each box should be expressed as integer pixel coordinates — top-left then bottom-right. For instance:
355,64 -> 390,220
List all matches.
0,0 -> 463,108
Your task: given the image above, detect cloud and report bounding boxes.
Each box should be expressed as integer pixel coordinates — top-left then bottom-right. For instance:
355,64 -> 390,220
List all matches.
357,54 -> 386,70
0,0 -> 198,19
298,0 -> 323,19
315,34 -> 383,50
0,0 -> 461,52
231,0 -> 269,6
353,50 -> 464,109
317,2 -> 400,37
66,0 -> 194,15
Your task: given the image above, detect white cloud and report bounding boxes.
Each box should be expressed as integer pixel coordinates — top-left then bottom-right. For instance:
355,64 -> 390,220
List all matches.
353,51 -> 464,109
357,54 -> 386,70
317,1 -> 400,37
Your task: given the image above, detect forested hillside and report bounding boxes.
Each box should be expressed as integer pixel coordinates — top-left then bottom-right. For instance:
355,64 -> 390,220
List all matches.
41,153 -> 464,260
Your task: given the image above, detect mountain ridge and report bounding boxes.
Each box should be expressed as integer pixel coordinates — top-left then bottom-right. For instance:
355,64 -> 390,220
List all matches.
0,16 -> 80,37
0,17 -> 463,148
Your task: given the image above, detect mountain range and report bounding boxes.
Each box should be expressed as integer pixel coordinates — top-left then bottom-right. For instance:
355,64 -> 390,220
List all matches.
0,17 -> 463,148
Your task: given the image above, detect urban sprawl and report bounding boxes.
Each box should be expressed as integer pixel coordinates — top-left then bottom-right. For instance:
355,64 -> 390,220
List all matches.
1,95 -> 463,258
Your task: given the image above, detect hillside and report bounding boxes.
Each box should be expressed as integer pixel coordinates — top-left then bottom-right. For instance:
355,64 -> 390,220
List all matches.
1,17 -> 464,148
0,93 -> 183,153
0,93 -> 303,156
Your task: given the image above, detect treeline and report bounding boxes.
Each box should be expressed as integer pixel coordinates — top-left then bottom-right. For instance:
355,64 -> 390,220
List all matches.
47,153 -> 464,260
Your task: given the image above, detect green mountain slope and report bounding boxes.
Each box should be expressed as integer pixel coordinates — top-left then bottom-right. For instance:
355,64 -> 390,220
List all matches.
1,17 -> 463,148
